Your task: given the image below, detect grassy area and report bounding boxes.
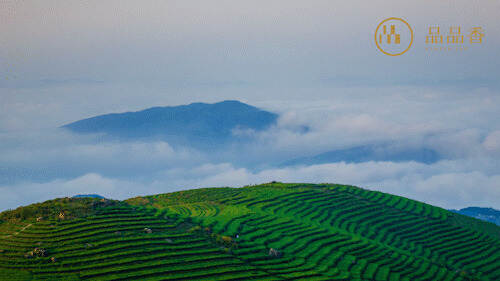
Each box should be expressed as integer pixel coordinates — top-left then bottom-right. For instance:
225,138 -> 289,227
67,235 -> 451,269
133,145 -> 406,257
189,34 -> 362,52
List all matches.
0,182 -> 499,280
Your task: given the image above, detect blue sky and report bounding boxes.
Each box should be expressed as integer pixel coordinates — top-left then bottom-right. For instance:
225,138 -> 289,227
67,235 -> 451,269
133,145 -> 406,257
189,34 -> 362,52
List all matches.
0,0 -> 499,210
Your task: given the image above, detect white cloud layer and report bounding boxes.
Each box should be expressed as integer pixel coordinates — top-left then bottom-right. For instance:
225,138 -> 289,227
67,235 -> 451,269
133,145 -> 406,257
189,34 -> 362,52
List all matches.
2,159 -> 499,211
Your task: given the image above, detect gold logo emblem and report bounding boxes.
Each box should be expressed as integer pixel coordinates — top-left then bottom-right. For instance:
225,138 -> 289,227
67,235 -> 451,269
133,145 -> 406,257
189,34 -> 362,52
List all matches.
375,17 -> 413,56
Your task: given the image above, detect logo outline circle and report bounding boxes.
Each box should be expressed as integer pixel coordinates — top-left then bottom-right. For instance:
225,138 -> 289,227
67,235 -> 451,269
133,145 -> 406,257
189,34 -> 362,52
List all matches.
375,17 -> 413,56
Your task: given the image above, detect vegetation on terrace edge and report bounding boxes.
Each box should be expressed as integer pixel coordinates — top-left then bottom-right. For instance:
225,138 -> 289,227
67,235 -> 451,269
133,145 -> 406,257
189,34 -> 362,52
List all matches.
0,197 -> 122,223
0,182 -> 499,280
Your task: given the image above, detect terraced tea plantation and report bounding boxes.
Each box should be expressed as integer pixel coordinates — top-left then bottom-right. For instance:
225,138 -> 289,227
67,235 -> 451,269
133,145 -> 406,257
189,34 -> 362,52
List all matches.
1,183 -> 499,280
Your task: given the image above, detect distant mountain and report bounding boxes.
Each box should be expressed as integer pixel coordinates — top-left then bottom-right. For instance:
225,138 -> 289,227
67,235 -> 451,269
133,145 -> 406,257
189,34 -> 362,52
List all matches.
73,194 -> 105,199
62,100 -> 278,148
281,144 -> 440,166
451,207 -> 500,226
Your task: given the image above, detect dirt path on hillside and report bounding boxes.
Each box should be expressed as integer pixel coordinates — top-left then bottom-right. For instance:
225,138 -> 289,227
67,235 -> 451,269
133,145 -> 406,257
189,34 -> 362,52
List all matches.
3,223 -> 32,238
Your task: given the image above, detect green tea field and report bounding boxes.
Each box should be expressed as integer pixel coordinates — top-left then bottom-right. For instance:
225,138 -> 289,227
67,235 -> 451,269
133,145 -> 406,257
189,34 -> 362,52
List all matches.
1,183 -> 499,280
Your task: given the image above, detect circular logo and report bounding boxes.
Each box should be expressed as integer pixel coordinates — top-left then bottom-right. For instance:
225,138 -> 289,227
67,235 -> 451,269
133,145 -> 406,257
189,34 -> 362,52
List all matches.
375,17 -> 413,56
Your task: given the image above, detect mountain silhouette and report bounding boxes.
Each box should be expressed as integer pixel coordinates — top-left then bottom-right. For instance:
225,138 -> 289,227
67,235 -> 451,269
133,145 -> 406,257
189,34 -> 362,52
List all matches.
281,144 -> 440,166
451,207 -> 500,226
62,100 -> 278,147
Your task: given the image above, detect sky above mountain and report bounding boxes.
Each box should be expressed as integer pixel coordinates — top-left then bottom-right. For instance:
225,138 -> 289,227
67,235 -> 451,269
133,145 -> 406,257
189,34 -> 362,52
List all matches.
0,1 -> 499,211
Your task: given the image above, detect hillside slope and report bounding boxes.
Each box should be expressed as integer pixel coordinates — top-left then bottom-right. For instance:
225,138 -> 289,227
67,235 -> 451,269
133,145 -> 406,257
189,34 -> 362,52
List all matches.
1,183 -> 499,280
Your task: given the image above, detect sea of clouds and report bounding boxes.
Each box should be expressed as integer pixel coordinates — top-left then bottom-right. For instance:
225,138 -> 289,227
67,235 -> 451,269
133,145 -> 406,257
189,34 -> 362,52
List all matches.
1,85 -> 499,211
